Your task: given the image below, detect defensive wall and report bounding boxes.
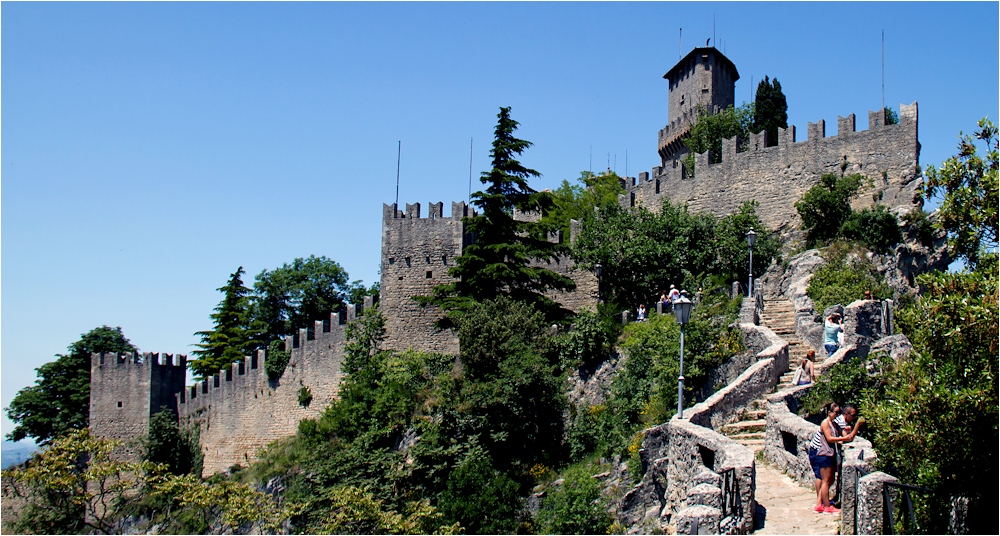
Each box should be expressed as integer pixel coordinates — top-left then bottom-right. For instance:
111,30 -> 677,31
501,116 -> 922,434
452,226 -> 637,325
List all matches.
627,103 -> 921,231
380,201 -> 598,355
175,301 -> 367,475
89,352 -> 188,461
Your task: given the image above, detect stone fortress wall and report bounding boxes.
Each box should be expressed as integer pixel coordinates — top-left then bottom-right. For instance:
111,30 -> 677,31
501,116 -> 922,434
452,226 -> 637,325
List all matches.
624,103 -> 921,232
89,352 -> 188,461
174,302 -> 368,475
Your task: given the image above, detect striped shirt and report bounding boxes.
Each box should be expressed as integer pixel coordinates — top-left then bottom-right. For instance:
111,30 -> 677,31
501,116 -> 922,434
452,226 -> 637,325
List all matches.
809,419 -> 841,456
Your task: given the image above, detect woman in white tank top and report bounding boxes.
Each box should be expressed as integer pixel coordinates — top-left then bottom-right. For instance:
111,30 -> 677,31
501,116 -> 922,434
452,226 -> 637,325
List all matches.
808,402 -> 865,514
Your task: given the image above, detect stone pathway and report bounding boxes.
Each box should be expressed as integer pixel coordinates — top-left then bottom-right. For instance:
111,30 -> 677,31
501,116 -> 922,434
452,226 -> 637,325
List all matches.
752,457 -> 839,534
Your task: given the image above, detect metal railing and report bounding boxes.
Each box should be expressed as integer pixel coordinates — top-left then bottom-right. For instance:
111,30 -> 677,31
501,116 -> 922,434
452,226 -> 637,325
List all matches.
882,481 -> 935,535
720,468 -> 742,521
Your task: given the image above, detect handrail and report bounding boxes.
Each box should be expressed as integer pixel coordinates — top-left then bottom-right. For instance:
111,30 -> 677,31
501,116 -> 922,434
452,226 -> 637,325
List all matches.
720,468 -> 742,521
881,480 -> 935,535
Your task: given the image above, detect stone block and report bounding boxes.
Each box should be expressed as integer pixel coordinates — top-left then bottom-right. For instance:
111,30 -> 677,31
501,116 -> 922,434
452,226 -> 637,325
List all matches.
674,505 -> 721,535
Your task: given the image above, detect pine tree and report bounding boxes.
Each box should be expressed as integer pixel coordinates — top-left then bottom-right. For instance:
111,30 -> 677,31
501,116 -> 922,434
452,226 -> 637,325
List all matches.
190,267 -> 260,379
421,107 -> 575,321
752,76 -> 788,147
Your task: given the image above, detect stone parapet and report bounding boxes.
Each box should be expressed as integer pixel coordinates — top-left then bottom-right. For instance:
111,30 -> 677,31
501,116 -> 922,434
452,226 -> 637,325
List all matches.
856,472 -> 899,535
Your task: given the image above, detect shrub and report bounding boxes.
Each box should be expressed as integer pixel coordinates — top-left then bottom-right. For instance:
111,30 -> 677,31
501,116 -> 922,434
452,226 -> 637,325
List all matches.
901,208 -> 936,247
795,173 -> 865,246
535,461 -> 613,535
265,339 -> 290,381
297,386 -> 313,408
840,204 -> 902,252
806,247 -> 892,312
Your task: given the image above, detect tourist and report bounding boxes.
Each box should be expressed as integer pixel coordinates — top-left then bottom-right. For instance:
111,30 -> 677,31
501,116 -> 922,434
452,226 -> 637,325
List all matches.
793,350 -> 816,385
834,404 -> 860,436
863,290 -> 872,301
823,314 -> 842,357
660,290 -> 670,313
668,284 -> 680,305
637,304 -> 647,322
809,402 -> 865,514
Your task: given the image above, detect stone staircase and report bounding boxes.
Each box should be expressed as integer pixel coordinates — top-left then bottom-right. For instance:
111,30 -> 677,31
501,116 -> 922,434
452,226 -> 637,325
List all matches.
722,299 -> 812,452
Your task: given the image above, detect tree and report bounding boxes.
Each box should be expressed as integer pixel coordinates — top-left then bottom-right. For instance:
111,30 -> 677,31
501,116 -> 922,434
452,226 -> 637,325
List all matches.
921,118 -> 999,268
794,172 -> 865,246
1,429 -> 162,534
866,258 -> 998,533
145,407 -> 202,476
682,103 -> 754,175
251,255 -> 359,346
5,326 -> 136,445
421,107 -> 575,321
190,267 -> 261,380
541,170 -> 626,238
714,200 -> 781,286
751,76 -> 788,147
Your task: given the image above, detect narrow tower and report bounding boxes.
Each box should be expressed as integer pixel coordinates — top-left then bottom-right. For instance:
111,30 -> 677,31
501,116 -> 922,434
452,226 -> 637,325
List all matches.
658,47 -> 740,169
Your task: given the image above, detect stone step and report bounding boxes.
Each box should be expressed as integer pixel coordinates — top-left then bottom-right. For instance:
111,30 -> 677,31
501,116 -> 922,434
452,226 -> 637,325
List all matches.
735,439 -> 765,452
722,419 -> 766,434
728,431 -> 765,441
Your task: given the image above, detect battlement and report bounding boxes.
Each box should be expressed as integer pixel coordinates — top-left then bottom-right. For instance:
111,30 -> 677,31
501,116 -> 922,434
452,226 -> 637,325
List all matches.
382,201 -> 475,223
626,102 -> 921,231
92,351 -> 187,368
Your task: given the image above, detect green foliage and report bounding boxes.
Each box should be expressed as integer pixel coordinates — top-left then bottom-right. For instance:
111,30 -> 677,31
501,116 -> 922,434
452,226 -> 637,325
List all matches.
840,204 -> 903,252
573,200 -> 717,310
190,266 -> 261,380
883,106 -> 899,126
1,429 -> 164,534
866,260 -> 998,533
535,461 -> 614,535
921,118 -> 999,268
251,255 -> 358,346
806,246 -> 893,312
437,448 -> 523,534
421,107 -> 575,323
298,386 -> 313,407
145,407 -> 202,476
150,472 -> 294,534
795,172 -> 865,246
798,354 -> 889,418
556,308 -> 618,370
901,208 -> 936,247
5,326 -> 136,444
541,170 -> 626,238
752,76 -> 788,147
264,339 -> 291,381
714,200 -> 782,286
312,485 -> 460,535
682,103 -> 755,175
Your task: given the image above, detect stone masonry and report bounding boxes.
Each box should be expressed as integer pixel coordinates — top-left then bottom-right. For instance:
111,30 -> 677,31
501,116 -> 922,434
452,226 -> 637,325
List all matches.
625,102 -> 921,232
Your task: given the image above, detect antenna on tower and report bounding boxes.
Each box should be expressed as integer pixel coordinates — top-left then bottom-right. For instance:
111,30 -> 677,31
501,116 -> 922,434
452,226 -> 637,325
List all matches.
625,149 -> 628,179
881,30 -> 885,124
679,28 -> 682,59
395,141 -> 401,209
713,14 -> 716,47
468,137 -> 473,203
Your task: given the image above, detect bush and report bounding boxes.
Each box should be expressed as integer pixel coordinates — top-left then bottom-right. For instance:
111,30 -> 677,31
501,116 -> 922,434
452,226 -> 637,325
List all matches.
437,449 -> 522,534
901,208 -> 936,247
806,246 -> 892,312
795,172 -> 865,246
557,309 -> 617,370
145,407 -> 202,476
265,339 -> 290,381
840,204 -> 902,252
536,461 -> 614,534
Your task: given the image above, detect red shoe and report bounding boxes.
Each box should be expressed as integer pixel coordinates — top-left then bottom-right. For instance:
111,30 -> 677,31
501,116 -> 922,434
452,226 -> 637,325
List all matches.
824,506 -> 841,514
813,505 -> 825,513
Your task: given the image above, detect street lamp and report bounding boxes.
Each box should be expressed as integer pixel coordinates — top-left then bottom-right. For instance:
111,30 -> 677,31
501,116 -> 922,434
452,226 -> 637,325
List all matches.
674,290 -> 693,418
746,228 -> 757,298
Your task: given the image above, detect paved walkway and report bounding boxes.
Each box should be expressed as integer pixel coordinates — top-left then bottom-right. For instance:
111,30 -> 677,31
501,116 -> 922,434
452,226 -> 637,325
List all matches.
752,460 -> 839,535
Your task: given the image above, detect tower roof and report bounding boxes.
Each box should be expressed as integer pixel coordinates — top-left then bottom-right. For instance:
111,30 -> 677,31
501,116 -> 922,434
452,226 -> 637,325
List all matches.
663,46 -> 739,83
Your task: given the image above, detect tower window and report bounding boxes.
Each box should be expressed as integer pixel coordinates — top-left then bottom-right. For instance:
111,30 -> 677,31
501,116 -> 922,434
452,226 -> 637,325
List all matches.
405,257 -> 411,267
117,401 -> 123,408
426,271 -> 433,279
425,256 -> 431,264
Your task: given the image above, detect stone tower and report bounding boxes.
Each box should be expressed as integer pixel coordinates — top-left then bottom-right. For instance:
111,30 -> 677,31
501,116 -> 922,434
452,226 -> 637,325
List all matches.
89,352 -> 187,460
658,46 -> 740,169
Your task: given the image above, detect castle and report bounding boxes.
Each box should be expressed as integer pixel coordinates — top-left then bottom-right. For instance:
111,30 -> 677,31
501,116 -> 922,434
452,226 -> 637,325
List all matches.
89,47 -> 920,475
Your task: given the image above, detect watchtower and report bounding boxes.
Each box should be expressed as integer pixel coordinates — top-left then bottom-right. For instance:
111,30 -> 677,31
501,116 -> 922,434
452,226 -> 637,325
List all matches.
658,47 -> 740,169
89,352 -> 187,460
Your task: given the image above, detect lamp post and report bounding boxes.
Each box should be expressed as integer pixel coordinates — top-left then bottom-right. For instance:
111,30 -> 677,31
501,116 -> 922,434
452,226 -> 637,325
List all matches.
674,291 -> 693,418
746,228 -> 757,298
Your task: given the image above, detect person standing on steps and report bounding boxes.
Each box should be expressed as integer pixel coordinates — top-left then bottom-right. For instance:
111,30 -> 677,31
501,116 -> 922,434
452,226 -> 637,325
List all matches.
636,304 -> 647,322
668,285 -> 680,312
824,313 -> 843,357
809,402 -> 865,514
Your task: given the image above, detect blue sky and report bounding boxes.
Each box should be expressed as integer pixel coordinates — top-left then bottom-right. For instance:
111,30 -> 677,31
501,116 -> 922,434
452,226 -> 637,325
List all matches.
3,2 -> 998,440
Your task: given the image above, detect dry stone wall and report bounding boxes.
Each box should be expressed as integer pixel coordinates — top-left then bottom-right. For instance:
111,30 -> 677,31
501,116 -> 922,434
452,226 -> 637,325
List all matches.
177,306 -> 357,475
624,103 -> 921,231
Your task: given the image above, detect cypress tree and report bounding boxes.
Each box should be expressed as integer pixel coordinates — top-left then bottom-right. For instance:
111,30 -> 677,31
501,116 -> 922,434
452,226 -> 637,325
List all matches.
752,76 -> 788,147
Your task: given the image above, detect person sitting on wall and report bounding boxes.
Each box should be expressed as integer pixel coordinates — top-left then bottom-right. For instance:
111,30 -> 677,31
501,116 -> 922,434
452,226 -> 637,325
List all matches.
659,290 -> 670,312
668,285 -> 680,308
824,313 -> 843,357
863,290 -> 873,301
636,304 -> 647,322
793,350 -> 816,385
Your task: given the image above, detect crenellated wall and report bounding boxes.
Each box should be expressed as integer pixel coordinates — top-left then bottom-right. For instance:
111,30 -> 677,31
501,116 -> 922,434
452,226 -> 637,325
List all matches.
89,352 -> 188,461
176,303 -> 363,475
625,103 -> 921,231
